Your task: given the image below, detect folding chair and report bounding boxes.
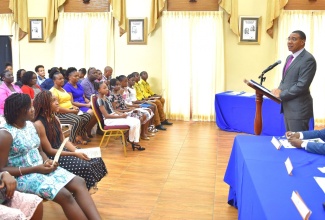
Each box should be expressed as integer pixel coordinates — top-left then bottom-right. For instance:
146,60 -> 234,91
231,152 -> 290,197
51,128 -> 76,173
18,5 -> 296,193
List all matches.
91,95 -> 129,156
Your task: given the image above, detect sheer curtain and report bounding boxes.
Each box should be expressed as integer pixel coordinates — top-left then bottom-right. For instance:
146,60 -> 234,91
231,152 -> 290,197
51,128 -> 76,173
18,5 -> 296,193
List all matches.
277,11 -> 325,126
162,11 -> 224,121
0,14 -> 20,74
55,12 -> 114,69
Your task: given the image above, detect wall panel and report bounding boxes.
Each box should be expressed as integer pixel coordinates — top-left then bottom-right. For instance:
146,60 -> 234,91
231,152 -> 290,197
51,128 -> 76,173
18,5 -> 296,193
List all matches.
64,0 -> 110,12
285,0 -> 325,10
167,0 -> 218,11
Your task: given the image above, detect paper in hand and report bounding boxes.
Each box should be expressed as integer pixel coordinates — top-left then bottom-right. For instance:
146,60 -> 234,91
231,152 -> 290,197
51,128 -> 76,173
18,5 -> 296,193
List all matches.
52,137 -> 69,165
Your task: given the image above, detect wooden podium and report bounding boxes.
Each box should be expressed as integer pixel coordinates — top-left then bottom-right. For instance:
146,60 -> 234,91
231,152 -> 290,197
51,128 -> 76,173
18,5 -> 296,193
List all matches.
244,79 -> 282,135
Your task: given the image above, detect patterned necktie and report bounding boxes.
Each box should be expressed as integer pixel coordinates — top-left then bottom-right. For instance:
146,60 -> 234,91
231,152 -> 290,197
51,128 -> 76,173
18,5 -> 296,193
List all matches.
284,55 -> 294,75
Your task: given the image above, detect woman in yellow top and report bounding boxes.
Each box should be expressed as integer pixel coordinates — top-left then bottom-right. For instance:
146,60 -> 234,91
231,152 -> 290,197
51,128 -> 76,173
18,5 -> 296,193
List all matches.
50,72 -> 91,145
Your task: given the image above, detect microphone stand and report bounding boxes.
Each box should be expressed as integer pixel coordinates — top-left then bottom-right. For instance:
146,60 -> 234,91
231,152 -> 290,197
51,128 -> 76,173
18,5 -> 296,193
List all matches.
258,72 -> 266,85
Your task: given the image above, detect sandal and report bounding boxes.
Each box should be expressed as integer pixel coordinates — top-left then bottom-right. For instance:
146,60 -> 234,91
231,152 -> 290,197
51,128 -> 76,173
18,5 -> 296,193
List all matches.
132,143 -> 145,151
141,136 -> 150,141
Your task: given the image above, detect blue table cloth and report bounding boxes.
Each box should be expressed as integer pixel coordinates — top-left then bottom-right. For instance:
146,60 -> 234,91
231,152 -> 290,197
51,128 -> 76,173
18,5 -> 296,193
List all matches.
224,135 -> 325,220
215,91 -> 314,136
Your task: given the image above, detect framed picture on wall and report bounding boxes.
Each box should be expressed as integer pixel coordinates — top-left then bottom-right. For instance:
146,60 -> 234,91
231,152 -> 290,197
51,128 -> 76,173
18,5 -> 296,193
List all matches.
127,18 -> 147,45
239,16 -> 261,45
28,17 -> 45,42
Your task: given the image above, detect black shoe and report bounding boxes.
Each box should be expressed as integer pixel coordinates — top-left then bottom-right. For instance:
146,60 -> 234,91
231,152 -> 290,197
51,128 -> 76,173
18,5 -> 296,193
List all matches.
161,119 -> 173,126
96,129 -> 104,135
155,125 -> 167,131
132,143 -> 145,151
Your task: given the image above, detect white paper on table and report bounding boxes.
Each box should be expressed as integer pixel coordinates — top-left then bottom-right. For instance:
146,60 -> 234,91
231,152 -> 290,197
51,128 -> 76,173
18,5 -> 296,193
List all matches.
239,92 -> 254,97
228,91 -> 242,95
278,139 -> 296,148
76,147 -> 102,159
52,137 -> 69,165
318,167 -> 325,173
271,136 -> 282,150
279,138 -> 324,149
291,191 -> 312,219
285,157 -> 293,175
314,177 -> 325,194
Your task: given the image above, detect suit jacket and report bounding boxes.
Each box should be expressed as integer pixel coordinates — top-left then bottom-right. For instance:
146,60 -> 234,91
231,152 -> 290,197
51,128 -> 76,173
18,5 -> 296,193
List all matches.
278,49 -> 316,120
302,129 -> 325,155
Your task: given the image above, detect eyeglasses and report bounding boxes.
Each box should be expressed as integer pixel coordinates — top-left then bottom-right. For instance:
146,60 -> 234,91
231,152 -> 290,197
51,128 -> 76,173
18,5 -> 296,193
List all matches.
287,37 -> 300,42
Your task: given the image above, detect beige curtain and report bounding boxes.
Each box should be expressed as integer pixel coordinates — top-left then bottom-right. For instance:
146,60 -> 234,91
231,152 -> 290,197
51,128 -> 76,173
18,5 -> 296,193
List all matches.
265,0 -> 288,38
9,0 -> 28,40
149,0 -> 165,35
0,14 -> 20,76
109,0 -> 126,36
45,0 -> 66,40
162,11 -> 225,121
277,10 -> 325,126
218,0 -> 238,36
54,12 -> 114,69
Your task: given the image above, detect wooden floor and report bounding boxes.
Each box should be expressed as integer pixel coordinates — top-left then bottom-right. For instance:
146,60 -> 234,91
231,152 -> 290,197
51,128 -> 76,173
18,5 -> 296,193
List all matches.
43,121 -> 239,220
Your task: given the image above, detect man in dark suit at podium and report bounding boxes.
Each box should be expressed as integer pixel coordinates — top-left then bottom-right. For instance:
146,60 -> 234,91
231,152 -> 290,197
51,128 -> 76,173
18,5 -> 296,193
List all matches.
272,30 -> 316,132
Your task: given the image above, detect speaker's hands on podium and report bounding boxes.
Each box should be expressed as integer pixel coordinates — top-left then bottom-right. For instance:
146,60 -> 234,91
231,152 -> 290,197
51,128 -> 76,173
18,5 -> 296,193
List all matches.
271,88 -> 282,98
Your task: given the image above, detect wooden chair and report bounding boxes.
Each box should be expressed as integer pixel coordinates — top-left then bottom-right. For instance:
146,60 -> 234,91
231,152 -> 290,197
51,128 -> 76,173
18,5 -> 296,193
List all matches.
91,95 -> 129,156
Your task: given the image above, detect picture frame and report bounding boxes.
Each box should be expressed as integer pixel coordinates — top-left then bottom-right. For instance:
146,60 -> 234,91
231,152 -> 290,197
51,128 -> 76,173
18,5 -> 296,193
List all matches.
127,18 -> 147,45
239,16 -> 261,45
28,17 -> 45,42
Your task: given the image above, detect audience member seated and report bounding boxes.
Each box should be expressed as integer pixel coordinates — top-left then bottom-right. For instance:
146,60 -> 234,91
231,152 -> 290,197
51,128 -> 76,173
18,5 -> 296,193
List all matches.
133,72 -> 168,131
0,93 -> 101,220
50,72 -> 91,145
14,69 -> 25,88
78,68 -> 87,83
21,71 -> 42,100
33,91 -> 107,191
127,73 -> 158,133
0,71 -> 22,124
40,67 -> 59,91
4,62 -> 12,73
286,129 -> 325,155
103,66 -> 113,86
35,65 -> 46,86
0,170 -> 43,219
114,76 -> 154,140
63,67 -> 98,137
95,81 -> 145,151
139,71 -> 172,126
96,69 -> 103,82
81,67 -> 99,100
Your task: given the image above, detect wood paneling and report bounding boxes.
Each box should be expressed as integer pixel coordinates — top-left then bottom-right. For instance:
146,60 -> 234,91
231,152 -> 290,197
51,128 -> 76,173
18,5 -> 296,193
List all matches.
0,0 -> 11,14
167,0 -> 219,11
285,0 -> 325,10
43,121 -> 238,219
64,0 -> 110,12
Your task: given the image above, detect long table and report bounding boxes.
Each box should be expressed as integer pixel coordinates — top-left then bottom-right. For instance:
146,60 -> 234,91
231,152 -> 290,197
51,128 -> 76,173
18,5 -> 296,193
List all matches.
215,91 -> 314,136
224,135 -> 325,220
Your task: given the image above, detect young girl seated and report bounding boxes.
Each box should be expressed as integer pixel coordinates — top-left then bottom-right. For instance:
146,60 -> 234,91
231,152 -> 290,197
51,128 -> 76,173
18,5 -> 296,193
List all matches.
33,91 -> 107,191
110,77 -> 153,140
95,81 -> 145,151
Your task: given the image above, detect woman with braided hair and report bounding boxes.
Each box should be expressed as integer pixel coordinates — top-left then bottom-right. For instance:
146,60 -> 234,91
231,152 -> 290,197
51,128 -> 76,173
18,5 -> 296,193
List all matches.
33,91 -> 107,191
0,93 -> 102,220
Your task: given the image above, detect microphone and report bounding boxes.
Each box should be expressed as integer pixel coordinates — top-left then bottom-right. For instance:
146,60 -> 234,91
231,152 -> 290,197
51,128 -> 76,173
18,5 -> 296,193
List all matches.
261,60 -> 282,74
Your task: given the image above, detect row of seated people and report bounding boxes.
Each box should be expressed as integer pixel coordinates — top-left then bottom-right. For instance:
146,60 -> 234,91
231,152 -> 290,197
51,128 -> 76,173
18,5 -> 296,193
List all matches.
0,92 -> 106,219
1,66 -> 173,148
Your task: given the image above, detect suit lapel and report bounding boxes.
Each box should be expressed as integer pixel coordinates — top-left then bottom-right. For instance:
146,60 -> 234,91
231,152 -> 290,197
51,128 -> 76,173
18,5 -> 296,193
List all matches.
282,49 -> 306,78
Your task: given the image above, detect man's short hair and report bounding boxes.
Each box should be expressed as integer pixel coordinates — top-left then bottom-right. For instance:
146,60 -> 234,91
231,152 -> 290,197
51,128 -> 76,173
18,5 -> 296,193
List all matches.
292,30 -> 306,41
35,65 -> 44,72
